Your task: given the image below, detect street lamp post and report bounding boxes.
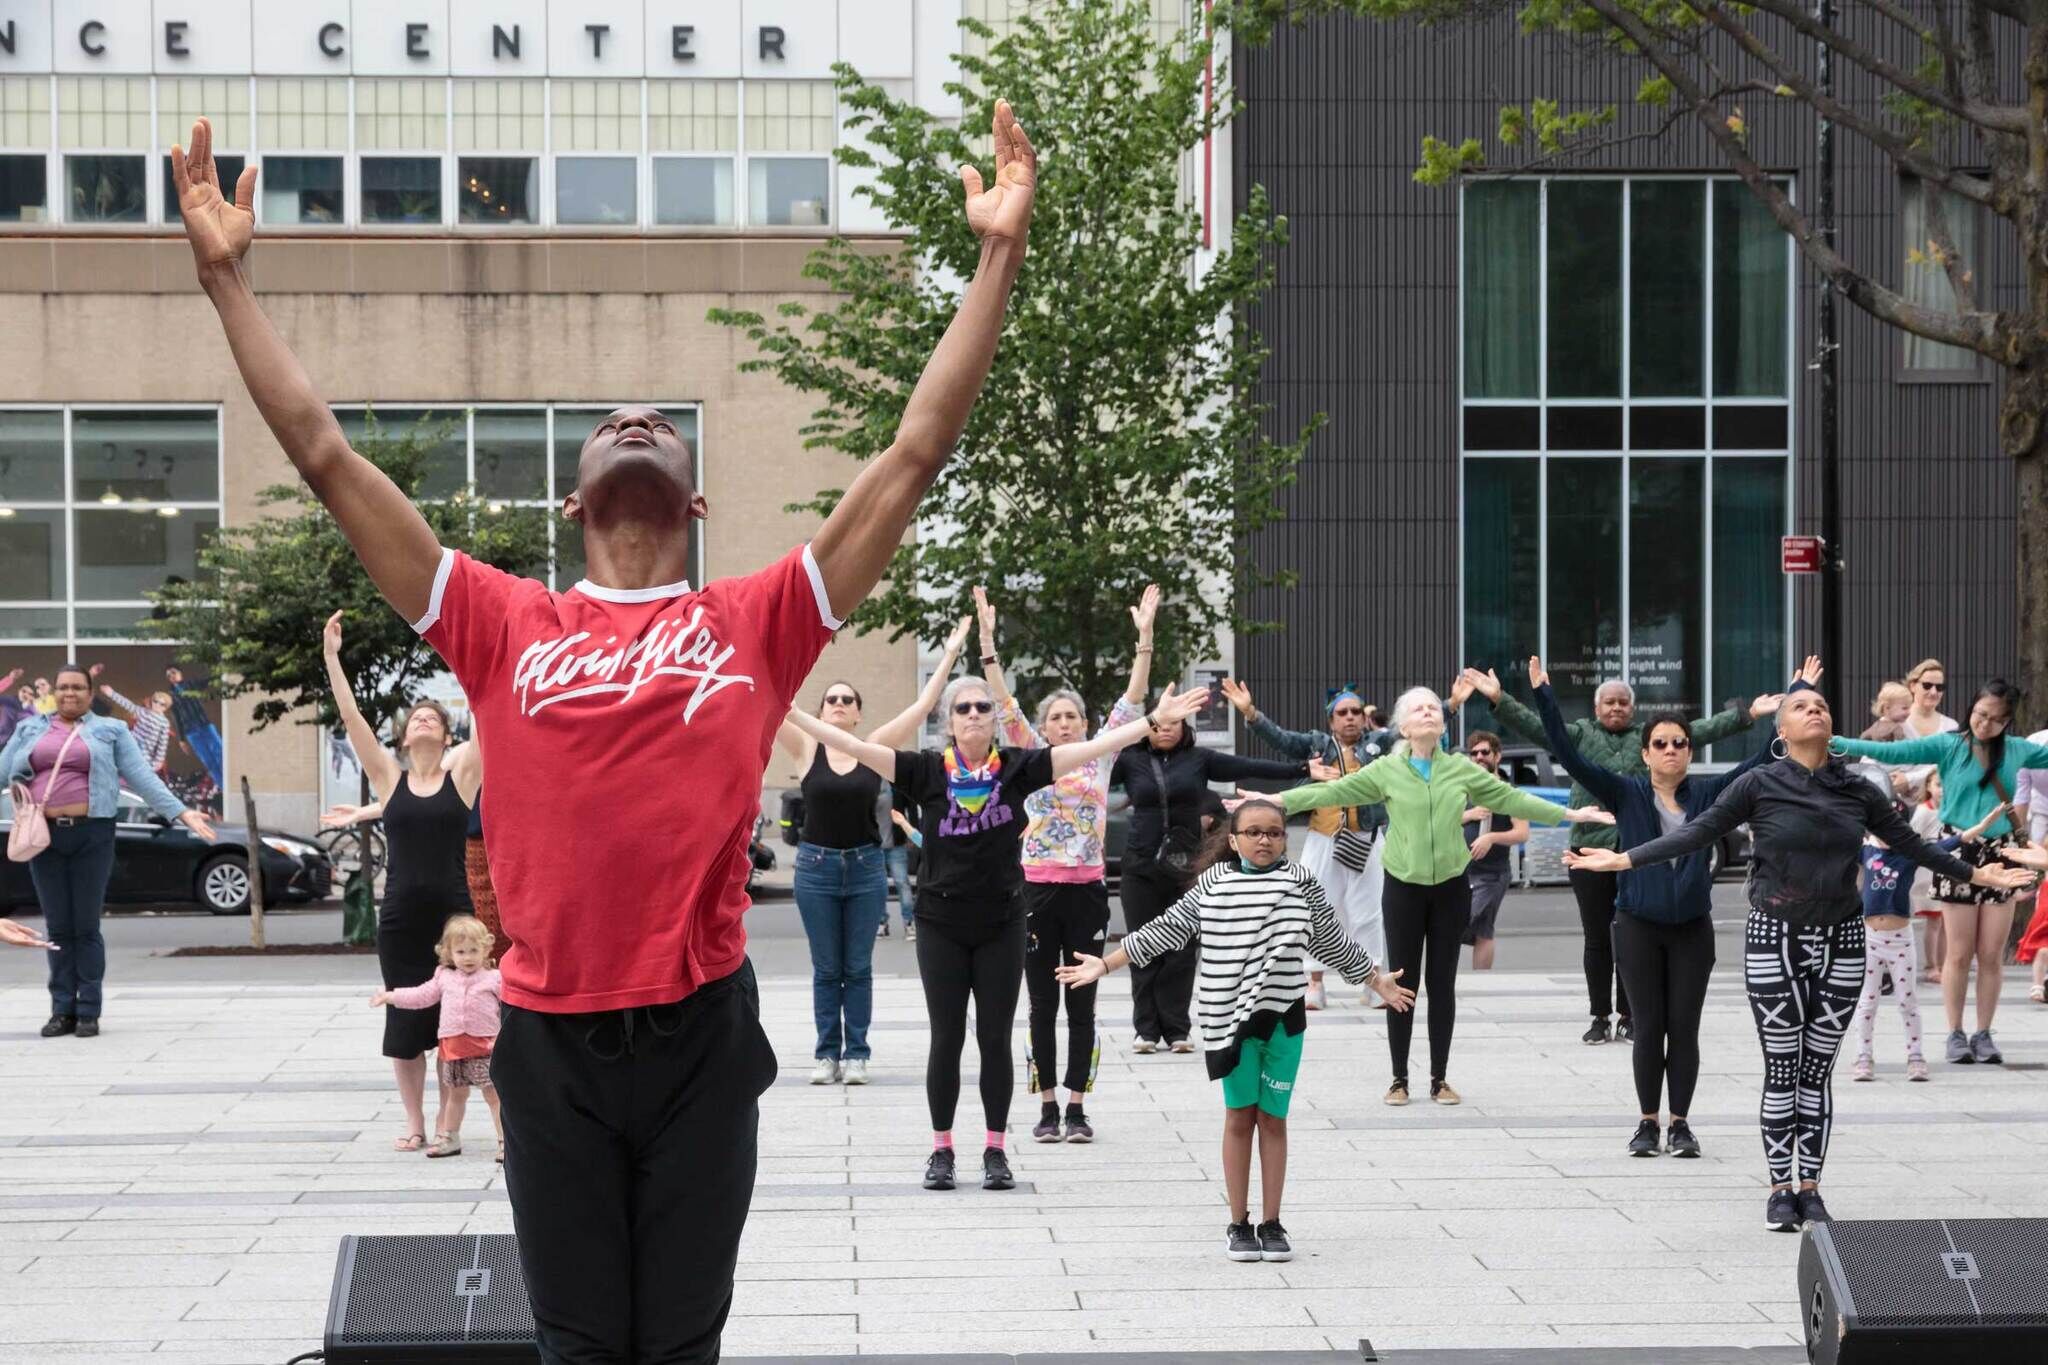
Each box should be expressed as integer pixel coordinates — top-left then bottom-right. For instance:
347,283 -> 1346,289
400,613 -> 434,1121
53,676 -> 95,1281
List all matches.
1815,0 -> 1843,715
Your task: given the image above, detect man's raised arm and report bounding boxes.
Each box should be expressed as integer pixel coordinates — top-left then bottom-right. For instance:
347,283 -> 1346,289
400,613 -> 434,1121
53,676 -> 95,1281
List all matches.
807,100 -> 1037,621
174,117 -> 442,624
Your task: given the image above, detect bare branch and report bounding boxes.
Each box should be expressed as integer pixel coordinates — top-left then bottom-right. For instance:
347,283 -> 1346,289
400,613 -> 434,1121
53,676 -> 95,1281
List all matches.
1919,181 -> 1980,314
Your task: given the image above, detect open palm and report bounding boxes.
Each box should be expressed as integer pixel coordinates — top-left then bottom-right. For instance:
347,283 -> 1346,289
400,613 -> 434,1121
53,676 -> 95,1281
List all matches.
172,117 -> 257,272
962,99 -> 1036,246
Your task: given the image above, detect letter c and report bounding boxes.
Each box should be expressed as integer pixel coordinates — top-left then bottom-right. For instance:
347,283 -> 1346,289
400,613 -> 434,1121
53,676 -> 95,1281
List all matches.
318,22 -> 344,58
79,20 -> 105,56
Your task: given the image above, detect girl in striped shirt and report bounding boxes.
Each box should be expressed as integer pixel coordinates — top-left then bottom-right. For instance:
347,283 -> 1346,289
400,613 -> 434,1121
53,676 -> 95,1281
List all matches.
1059,798 -> 1414,1262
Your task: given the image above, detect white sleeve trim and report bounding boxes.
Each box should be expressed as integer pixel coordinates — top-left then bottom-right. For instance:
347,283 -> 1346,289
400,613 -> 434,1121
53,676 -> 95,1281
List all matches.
410,547 -> 457,635
801,543 -> 845,631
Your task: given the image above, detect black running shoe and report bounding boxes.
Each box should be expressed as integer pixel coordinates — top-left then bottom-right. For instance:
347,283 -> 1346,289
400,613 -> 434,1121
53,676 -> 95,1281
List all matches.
1032,1104 -> 1062,1143
922,1148 -> 956,1191
1614,1017 -> 1635,1043
1225,1220 -> 1261,1262
1063,1110 -> 1094,1143
1665,1120 -> 1701,1158
1256,1220 -> 1293,1262
1796,1190 -> 1832,1225
1628,1119 -> 1661,1157
1766,1189 -> 1801,1232
74,1018 -> 99,1038
1582,1019 -> 1611,1045
40,1014 -> 75,1039
982,1146 -> 1015,1191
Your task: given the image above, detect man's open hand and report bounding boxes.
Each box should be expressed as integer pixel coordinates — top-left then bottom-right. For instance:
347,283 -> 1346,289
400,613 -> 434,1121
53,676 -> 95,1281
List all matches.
962,99 -> 1036,247
171,116 -> 257,277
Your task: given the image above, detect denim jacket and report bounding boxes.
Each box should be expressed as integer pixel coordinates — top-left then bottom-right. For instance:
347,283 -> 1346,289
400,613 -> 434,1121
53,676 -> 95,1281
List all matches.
0,712 -> 187,822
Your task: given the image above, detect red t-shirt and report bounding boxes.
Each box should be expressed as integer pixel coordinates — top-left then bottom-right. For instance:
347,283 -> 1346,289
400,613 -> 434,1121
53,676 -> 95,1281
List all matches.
417,543 -> 838,1013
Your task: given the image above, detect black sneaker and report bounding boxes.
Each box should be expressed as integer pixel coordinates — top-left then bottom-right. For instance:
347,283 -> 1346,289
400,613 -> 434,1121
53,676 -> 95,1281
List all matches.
1063,1109 -> 1094,1143
1628,1119 -> 1661,1157
1797,1190 -> 1832,1225
1614,1017 -> 1635,1043
1256,1219 -> 1293,1262
74,1018 -> 99,1038
1225,1220 -> 1261,1262
982,1146 -> 1015,1191
1879,967 -> 1894,996
1665,1120 -> 1701,1158
922,1148 -> 956,1191
1766,1188 -> 1802,1232
1032,1104 -> 1062,1143
40,1014 -> 75,1038
1582,1019 -> 1611,1045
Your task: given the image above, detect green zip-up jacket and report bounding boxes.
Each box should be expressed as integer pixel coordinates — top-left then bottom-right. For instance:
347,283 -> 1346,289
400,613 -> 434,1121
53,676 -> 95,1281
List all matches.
1279,751 -> 1571,887
1490,694 -> 1756,849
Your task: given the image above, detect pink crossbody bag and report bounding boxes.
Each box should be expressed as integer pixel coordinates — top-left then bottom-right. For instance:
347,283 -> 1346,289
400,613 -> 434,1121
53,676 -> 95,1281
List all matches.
9,722 -> 84,863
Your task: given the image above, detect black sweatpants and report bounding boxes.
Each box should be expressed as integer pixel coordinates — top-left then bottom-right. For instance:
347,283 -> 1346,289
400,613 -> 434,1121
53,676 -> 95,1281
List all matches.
1120,858 -> 1196,1044
1568,862 -> 1630,1020
914,900 -> 1028,1134
1611,912 -> 1716,1117
1382,872 -> 1471,1084
1022,880 -> 1111,1096
489,961 -> 779,1365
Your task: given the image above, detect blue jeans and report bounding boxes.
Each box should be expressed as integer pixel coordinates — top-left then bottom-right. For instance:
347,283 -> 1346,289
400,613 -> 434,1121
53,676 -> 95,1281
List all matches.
793,843 -> 887,1061
30,818 -> 117,1019
885,845 -> 914,928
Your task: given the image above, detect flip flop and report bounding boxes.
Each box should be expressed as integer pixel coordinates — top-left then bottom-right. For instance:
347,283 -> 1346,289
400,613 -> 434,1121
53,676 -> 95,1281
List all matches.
393,1132 -> 426,1153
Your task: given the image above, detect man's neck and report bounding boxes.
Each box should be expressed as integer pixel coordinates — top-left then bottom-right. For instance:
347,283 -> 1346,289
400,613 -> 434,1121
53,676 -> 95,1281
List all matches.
580,520 -> 694,591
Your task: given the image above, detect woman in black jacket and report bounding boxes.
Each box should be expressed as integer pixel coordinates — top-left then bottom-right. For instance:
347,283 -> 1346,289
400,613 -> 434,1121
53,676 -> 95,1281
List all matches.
1567,688 -> 2034,1233
1111,713 -> 1322,1052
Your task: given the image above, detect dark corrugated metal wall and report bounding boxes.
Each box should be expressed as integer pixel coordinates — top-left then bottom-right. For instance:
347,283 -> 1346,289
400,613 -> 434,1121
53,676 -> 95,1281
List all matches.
1234,12 -> 2020,731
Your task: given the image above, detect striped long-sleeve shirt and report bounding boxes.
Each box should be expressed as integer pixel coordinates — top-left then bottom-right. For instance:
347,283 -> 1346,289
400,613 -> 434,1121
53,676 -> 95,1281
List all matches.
102,687 -> 170,770
1121,860 -> 1377,1080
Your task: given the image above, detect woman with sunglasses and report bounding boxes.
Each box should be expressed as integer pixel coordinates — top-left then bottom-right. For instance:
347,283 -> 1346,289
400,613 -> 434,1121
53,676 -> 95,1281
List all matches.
773,616 -> 973,1087
1535,654 -> 1816,1157
1835,678 -> 2048,1065
1566,688 -> 2034,1231
1894,660 -> 1959,791
785,677 -> 1209,1192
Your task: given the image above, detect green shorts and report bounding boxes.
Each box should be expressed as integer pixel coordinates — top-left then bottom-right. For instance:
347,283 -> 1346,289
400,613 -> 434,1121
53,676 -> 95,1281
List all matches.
1219,1026 -> 1304,1118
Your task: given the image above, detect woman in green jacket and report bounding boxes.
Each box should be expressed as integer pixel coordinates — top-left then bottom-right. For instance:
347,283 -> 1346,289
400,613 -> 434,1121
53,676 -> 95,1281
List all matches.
1242,685 -> 1611,1106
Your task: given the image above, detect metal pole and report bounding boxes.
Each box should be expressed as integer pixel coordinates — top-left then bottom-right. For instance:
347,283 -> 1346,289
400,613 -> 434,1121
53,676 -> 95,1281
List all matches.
1816,0 -> 1843,714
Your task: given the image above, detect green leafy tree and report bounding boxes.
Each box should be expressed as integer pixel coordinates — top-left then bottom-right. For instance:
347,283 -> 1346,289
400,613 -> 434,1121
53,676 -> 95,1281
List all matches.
711,0 -> 1318,723
1224,0 -> 2048,714
147,416 -> 554,743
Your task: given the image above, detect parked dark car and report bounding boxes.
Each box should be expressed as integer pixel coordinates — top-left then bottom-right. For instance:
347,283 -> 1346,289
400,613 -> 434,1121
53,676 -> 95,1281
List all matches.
1,791 -> 334,915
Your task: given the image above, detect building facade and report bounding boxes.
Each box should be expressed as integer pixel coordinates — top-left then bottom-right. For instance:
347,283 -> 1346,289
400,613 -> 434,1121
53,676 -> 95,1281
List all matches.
1231,13 -> 2021,755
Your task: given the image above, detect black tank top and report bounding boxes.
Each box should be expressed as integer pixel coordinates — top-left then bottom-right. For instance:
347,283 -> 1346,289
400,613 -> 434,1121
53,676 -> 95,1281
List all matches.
382,773 -> 474,914
800,744 -> 882,848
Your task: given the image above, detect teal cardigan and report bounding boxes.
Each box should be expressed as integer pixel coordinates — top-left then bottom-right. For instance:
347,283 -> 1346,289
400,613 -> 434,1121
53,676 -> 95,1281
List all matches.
1834,732 -> 2048,838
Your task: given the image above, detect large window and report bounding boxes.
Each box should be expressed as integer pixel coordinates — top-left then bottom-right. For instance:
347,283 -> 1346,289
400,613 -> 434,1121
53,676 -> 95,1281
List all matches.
333,404 -> 704,591
1899,177 -> 1983,377
1461,178 -> 1791,757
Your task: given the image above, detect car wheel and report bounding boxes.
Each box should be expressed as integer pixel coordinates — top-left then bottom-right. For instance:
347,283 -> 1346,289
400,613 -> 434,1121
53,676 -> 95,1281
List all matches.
1706,841 -> 1725,881
198,854 -> 253,915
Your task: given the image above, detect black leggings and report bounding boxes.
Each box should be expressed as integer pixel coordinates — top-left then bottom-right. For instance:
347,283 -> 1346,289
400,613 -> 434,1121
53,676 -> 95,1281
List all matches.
914,905 -> 1027,1134
1611,912 -> 1716,1117
1568,863 -> 1630,1019
1121,859 -> 1197,1043
1382,873 -> 1471,1084
1022,881 -> 1110,1096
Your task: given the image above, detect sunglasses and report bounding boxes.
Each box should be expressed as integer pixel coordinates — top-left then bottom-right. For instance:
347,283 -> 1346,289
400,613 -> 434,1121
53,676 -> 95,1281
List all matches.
822,693 -> 860,706
1332,707 -> 1365,718
1918,681 -> 1946,692
1648,736 -> 1692,752
952,700 -> 994,715
1469,748 -> 1495,758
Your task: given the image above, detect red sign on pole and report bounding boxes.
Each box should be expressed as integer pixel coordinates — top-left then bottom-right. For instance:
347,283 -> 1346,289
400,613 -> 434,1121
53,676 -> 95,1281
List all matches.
1782,535 -> 1825,573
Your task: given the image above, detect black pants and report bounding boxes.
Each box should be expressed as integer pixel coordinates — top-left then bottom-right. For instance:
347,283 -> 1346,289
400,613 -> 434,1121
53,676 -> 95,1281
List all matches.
914,903 -> 1027,1133
1121,859 -> 1196,1044
1568,863 -> 1630,1020
490,961 -> 778,1365
29,818 -> 115,1019
1382,873 -> 1471,1084
1022,880 -> 1110,1095
1611,912 -> 1716,1117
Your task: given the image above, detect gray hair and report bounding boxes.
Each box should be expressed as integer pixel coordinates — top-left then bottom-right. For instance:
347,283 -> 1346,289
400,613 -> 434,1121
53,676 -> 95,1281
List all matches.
1035,687 -> 1087,730
1595,678 -> 1636,705
1389,685 -> 1444,757
939,675 -> 994,742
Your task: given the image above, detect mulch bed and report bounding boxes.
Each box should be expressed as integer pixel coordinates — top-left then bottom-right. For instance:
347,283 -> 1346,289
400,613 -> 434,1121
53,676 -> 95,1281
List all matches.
164,943 -> 377,957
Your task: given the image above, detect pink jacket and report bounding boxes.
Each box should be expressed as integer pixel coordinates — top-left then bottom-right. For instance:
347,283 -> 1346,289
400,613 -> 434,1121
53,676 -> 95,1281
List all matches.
385,966 -> 503,1040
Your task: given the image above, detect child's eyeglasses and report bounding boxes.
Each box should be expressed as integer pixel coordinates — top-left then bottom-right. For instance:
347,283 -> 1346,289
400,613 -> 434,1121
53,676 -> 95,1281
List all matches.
1235,828 -> 1287,841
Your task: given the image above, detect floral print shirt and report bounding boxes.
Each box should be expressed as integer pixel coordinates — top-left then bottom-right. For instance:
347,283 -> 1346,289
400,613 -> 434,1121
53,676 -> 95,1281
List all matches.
998,694 -> 1144,883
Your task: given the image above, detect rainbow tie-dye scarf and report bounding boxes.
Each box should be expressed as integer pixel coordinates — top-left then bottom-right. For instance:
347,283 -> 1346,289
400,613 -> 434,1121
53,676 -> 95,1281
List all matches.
943,746 -> 1003,817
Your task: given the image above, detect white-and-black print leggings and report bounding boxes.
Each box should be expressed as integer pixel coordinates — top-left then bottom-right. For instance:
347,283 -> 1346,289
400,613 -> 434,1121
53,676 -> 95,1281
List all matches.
1744,910 -> 1866,1187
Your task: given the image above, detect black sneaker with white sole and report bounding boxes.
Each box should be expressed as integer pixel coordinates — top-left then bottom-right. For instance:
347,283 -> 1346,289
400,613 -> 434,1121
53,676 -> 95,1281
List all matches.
1665,1120 -> 1701,1157
1225,1221 -> 1261,1262
1582,1019 -> 1611,1045
982,1146 -> 1015,1191
1032,1104 -> 1062,1143
1063,1109 -> 1093,1143
922,1148 -> 956,1191
1628,1119 -> 1661,1156
1614,1017 -> 1635,1043
1256,1220 -> 1293,1262
1796,1190 -> 1832,1225
1766,1188 -> 1801,1232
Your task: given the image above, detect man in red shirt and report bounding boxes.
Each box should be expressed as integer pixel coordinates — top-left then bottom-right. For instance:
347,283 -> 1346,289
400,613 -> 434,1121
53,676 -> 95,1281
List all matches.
171,105 -> 1036,1363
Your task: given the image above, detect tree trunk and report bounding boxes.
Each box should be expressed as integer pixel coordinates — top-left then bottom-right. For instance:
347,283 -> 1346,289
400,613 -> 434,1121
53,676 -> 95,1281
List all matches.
2000,357 -> 2048,721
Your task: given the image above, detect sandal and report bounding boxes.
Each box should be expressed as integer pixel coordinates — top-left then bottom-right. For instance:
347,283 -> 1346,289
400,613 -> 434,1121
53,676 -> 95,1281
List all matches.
2030,984 -> 2045,1004
495,1149 -> 505,1164
392,1132 -> 426,1153
425,1132 -> 463,1159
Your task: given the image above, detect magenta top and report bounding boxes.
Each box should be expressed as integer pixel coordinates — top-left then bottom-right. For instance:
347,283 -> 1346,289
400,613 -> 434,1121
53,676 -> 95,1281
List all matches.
29,719 -> 91,809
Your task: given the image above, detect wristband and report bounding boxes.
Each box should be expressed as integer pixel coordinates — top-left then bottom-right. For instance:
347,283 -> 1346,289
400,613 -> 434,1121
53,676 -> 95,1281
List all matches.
981,654 -> 998,666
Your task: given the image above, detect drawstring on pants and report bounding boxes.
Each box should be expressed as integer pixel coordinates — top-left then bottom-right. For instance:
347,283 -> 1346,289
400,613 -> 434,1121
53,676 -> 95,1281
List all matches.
581,1003 -> 685,1062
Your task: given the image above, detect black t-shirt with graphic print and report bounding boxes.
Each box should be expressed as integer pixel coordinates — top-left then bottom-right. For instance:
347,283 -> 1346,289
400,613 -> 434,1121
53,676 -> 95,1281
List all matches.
892,746 -> 1055,914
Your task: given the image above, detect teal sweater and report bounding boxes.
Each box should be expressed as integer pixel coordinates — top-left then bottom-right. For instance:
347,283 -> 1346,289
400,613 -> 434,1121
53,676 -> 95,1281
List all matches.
1834,732 -> 2048,839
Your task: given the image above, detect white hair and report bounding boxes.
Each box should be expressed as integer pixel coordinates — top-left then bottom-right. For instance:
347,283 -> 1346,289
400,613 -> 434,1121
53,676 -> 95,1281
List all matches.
1595,678 -> 1636,705
1035,687 -> 1087,730
1389,686 -> 1444,757
939,675 -> 994,744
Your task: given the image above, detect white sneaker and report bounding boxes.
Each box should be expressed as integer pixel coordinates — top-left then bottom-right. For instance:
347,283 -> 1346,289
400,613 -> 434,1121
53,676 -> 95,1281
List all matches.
1132,1037 -> 1158,1054
809,1058 -> 840,1085
842,1059 -> 869,1085
1306,983 -> 1328,1011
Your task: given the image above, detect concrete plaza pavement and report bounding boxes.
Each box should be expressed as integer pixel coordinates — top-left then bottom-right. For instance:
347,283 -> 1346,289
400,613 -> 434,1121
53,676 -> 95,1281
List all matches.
2,887 -> 2046,1362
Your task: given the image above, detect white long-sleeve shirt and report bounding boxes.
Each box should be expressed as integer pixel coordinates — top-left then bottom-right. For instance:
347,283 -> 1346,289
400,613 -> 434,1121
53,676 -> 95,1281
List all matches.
2019,729 -> 2048,843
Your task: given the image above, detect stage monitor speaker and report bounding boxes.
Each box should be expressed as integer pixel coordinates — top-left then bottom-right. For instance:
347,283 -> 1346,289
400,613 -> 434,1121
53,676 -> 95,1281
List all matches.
1800,1218 -> 2048,1364
324,1234 -> 540,1363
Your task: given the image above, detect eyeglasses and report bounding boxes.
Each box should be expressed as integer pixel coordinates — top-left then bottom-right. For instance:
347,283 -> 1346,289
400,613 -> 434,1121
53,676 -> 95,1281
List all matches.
1468,747 -> 1495,758
1235,828 -> 1287,841
1918,681 -> 1946,692
822,693 -> 860,706
1332,707 -> 1365,718
952,700 -> 994,715
1648,736 -> 1692,752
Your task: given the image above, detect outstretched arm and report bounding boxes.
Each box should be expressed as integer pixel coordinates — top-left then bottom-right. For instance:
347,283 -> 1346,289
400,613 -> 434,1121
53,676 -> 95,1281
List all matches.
784,706 -> 898,782
972,587 -> 1038,746
1530,664 -> 1627,810
870,615 -> 972,748
174,118 -> 443,623
807,102 -> 1035,619
322,611 -> 401,802
1048,685 -> 1207,779
1123,585 -> 1161,705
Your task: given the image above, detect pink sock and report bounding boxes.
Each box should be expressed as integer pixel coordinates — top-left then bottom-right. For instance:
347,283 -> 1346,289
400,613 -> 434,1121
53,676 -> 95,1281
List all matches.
985,1129 -> 1005,1152
932,1131 -> 952,1150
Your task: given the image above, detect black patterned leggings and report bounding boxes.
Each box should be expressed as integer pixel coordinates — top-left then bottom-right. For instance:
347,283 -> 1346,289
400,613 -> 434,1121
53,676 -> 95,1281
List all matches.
1744,910 -> 1865,1187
